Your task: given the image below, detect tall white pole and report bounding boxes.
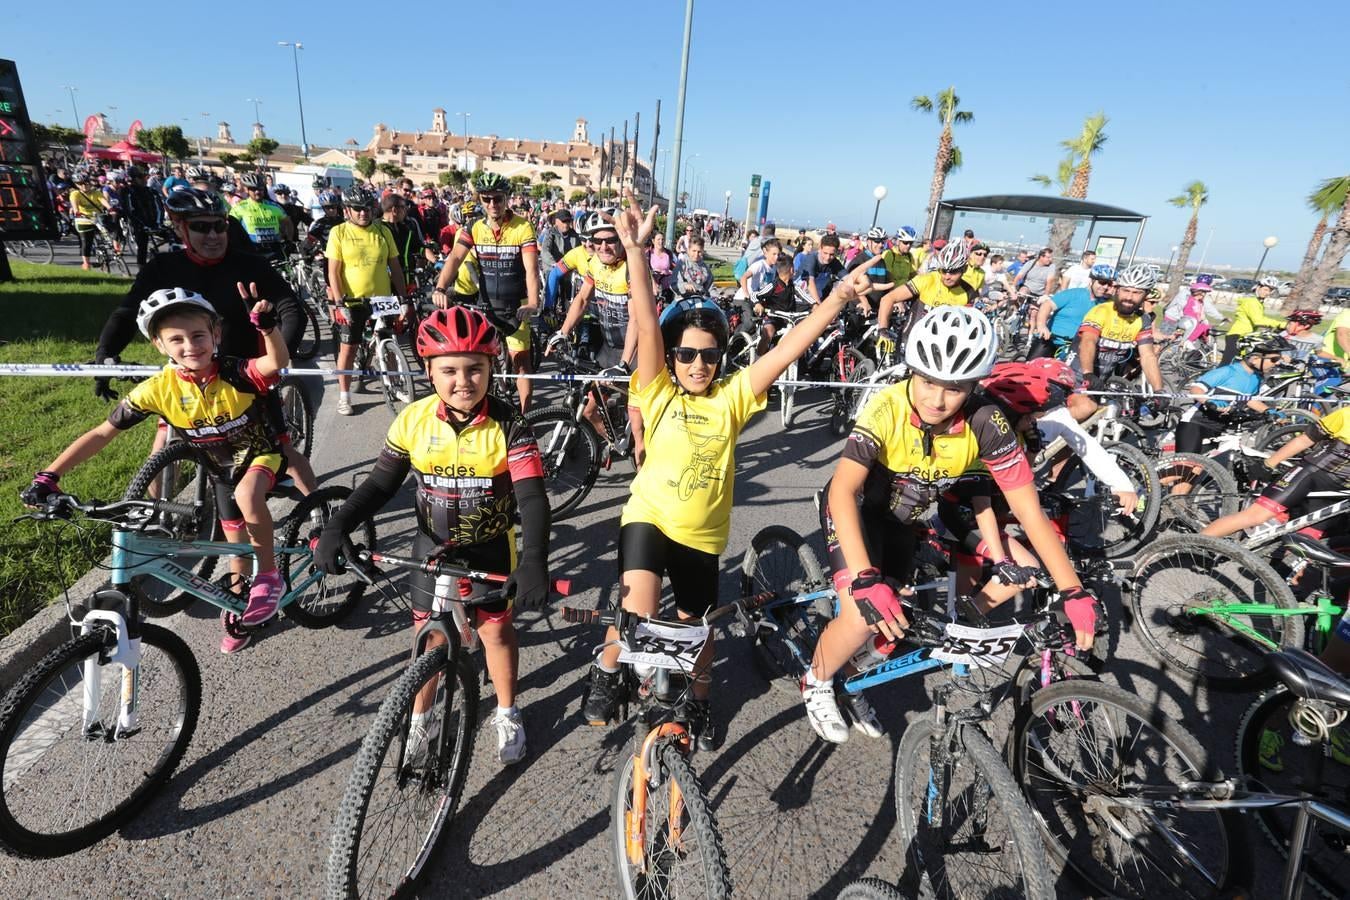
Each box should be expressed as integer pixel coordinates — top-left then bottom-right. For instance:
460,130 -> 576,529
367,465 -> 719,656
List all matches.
663,0 -> 694,247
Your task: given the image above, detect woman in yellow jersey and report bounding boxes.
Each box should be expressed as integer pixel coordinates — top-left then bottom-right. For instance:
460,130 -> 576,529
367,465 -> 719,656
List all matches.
580,190 -> 869,749
68,171 -> 110,269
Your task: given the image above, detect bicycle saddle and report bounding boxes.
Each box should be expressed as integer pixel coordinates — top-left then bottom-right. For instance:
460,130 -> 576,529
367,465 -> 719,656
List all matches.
1284,533 -> 1350,568
1266,647 -> 1350,709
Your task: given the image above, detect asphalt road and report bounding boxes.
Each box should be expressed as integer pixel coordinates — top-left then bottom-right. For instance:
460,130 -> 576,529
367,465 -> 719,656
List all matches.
0,240 -> 1295,899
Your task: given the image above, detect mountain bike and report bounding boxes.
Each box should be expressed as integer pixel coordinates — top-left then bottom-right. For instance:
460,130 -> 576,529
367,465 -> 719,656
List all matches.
564,603 -> 733,900
89,225 -> 129,276
326,550 -> 569,899
346,296 -> 417,413
13,239 -> 53,264
0,490 -> 371,858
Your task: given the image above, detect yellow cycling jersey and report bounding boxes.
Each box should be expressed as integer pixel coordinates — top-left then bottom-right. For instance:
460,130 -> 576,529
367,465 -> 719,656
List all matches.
327,221 -> 397,299
457,214 -> 537,309
1321,308 -> 1350,362
558,244 -> 591,273
963,266 -> 986,292
844,379 -> 1031,523
228,199 -> 287,246
585,255 -> 631,349
906,271 -> 977,307
1226,296 -> 1285,337
1075,301 -> 1154,375
68,187 -> 107,224
381,394 -> 544,546
108,359 -> 282,472
621,368 -> 767,555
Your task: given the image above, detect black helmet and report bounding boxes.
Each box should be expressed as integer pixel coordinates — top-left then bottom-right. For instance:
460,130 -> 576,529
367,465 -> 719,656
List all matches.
165,188 -> 228,218
342,185 -> 377,209
1243,334 -> 1294,357
473,171 -> 508,194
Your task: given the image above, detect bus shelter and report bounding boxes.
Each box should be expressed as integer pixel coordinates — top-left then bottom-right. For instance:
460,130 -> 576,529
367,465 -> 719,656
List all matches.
932,195 -> 1148,268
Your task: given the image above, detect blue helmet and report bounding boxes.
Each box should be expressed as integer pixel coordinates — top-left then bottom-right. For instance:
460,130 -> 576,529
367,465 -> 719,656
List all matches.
894,226 -> 918,243
659,297 -> 728,355
1090,263 -> 1116,282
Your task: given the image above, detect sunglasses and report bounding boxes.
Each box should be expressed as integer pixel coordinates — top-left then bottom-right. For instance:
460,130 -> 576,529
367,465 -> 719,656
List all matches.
479,194 -> 507,204
186,220 -> 229,234
347,205 -> 373,213
593,236 -> 621,246
671,346 -> 722,365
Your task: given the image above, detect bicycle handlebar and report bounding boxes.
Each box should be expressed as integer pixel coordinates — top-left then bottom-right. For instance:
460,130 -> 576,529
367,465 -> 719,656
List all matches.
347,548 -> 571,601
17,493 -> 197,525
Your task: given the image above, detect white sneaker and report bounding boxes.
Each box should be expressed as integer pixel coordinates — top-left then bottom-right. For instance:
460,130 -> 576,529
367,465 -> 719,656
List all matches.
844,690 -> 885,739
493,707 -> 527,765
336,396 -> 353,416
405,715 -> 437,770
801,679 -> 850,744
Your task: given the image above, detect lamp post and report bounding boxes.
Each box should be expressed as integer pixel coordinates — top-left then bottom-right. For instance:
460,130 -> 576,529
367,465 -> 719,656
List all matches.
457,112 -> 471,172
245,98 -> 263,129
871,185 -> 887,228
276,42 -> 309,159
663,0 -> 695,248
1165,244 -> 1179,284
62,85 -> 79,131
1253,235 -> 1279,282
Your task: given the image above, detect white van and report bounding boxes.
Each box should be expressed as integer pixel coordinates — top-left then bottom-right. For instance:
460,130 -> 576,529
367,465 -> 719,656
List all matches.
273,165 -> 356,214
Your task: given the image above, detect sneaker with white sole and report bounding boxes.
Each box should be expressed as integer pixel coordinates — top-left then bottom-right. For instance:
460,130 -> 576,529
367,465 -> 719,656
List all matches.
844,690 -> 884,739
405,715 -> 439,771
801,678 -> 850,744
242,569 -> 284,627
336,396 -> 353,416
493,707 -> 527,765
219,628 -> 251,654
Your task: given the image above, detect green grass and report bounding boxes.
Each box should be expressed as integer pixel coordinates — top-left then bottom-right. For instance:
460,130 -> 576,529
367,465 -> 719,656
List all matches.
0,260 -> 158,636
710,259 -> 734,282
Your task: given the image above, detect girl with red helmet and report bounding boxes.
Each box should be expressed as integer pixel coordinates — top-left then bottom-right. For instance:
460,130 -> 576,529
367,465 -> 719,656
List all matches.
316,305 -> 551,767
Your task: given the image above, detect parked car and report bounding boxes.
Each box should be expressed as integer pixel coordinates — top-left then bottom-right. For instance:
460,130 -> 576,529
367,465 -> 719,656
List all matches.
1215,277 -> 1258,294
1325,286 -> 1350,305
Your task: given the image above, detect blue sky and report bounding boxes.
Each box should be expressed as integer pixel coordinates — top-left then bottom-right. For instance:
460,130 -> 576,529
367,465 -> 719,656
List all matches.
9,0 -> 1348,269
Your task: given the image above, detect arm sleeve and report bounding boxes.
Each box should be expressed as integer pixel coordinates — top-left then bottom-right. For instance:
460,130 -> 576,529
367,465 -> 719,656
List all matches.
1035,406 -> 1134,493
514,476 -> 550,562
252,258 -> 303,352
95,266 -> 157,361
325,452 -> 410,536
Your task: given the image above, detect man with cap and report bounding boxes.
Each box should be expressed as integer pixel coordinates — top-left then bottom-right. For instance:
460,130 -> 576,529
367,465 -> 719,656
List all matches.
537,207 -> 581,273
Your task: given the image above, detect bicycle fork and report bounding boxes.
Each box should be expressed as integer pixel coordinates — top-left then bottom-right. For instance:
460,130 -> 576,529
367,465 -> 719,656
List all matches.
79,610 -> 143,739
627,721 -> 692,868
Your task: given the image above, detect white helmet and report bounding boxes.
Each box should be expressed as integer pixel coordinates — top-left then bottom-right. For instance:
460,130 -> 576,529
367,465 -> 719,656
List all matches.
137,288 -> 217,338
1258,275 -> 1281,290
865,226 -> 886,241
933,242 -> 970,271
1114,264 -> 1157,290
904,306 -> 998,382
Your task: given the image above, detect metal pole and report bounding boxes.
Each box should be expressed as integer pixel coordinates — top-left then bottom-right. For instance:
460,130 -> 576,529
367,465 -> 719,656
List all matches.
647,99 -> 661,207
630,112 -> 639,194
1253,246 -> 1272,282
1194,227 -> 1215,274
1128,217 -> 1148,267
871,199 -> 881,228
663,0 -> 694,248
64,86 -> 80,131
279,43 -> 310,160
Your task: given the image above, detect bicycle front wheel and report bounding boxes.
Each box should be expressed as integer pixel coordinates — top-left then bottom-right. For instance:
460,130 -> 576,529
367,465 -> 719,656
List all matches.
894,718 -> 1053,899
293,300 -> 324,361
277,376 -> 315,459
779,359 -> 799,429
830,349 -> 874,438
17,240 -> 54,265
836,877 -> 907,900
0,622 -> 200,858
280,486 -> 376,628
740,525 -> 830,691
1155,452 -> 1241,533
611,742 -> 731,900
1010,679 -> 1243,898
1130,533 -> 1302,688
327,647 -> 477,899
526,405 -> 602,520
377,337 -> 417,411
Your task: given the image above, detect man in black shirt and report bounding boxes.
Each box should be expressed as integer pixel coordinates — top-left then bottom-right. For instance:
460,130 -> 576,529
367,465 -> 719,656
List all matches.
271,184 -> 312,237
117,167 -> 164,267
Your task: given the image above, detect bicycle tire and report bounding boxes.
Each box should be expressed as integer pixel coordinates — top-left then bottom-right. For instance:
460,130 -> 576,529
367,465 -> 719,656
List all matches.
280,486 -> 376,628
277,377 -> 315,459
780,359 -> 799,429
526,405 -> 602,520
1010,678 -> 1245,898
836,877 -> 908,900
830,349 -> 874,438
740,525 -> 830,691
1254,422 -> 1310,456
1130,532 -> 1303,689
1155,451 -> 1241,532
293,300 -> 324,361
611,742 -> 731,900
1235,685 -> 1349,899
894,718 -> 1053,900
109,252 -> 130,277
17,240 -> 54,265
378,337 -> 417,412
1059,440 -> 1162,559
327,648 -> 477,899
122,441 -> 220,616
0,623 -> 200,858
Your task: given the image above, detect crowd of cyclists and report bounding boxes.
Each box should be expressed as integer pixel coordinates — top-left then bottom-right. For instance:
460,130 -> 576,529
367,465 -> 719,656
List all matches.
15,156 -> 1350,896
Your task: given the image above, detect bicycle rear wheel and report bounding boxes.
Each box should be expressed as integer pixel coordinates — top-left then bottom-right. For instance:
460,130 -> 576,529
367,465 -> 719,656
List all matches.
327,648 -> 477,899
611,742 -> 731,900
293,300 -> 324,361
17,240 -> 54,265
1130,533 -> 1302,688
740,525 -> 830,691
280,486 -> 376,628
1057,440 -> 1162,559
0,623 -> 200,858
1155,452 -> 1241,532
1235,685 -> 1350,899
836,878 -> 907,900
830,349 -> 874,438
378,337 -> 417,411
1010,679 -> 1244,898
526,405 -> 602,520
893,718 -> 1052,899
278,376 -> 314,458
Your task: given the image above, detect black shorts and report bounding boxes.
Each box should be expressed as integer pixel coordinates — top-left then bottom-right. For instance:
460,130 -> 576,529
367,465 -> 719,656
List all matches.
210,451 -> 289,529
819,483 -> 922,585
408,530 -> 513,617
335,299 -> 371,346
77,225 -> 97,256
1256,464 -> 1350,530
1174,413 -> 1227,455
619,522 -> 719,617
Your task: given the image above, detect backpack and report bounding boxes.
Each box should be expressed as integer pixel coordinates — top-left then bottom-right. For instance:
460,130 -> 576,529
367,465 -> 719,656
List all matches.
732,256 -> 749,282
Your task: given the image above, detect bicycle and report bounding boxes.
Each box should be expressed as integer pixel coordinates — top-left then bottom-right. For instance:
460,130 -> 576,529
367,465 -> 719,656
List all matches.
13,239 -> 54,265
0,490 -> 371,858
346,296 -> 418,413
564,602 -> 733,900
1009,647 -> 1350,898
325,549 -> 569,899
88,224 -> 130,276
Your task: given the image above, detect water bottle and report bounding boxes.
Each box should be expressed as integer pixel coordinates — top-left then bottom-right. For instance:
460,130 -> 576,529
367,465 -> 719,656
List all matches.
848,634 -> 896,673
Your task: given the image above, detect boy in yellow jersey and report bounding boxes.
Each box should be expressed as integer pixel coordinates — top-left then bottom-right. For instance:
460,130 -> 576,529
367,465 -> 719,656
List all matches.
22,288 -> 291,654
875,242 -> 978,354
579,190 -> 866,749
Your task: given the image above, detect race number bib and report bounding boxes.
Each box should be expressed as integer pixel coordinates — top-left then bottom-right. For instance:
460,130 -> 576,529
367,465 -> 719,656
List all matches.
368,296 -> 403,318
617,621 -> 710,672
931,623 -> 1025,668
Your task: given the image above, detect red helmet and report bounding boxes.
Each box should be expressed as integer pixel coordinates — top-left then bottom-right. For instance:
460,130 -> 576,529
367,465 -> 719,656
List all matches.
416,307 -> 500,359
1289,308 -> 1323,324
980,358 -> 1083,414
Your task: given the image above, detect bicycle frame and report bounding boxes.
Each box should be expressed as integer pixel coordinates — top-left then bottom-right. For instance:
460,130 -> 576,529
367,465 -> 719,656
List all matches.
1180,594 -> 1345,651
1244,495 -> 1350,551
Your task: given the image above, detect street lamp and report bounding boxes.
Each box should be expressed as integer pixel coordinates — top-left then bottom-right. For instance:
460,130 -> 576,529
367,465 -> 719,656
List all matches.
62,85 -> 79,131
457,112 -> 471,171
277,42 -> 309,159
663,0 -> 695,247
1165,244 -> 1180,284
871,185 -> 887,228
246,98 -> 263,128
107,106 -> 118,133
1253,235 -> 1279,282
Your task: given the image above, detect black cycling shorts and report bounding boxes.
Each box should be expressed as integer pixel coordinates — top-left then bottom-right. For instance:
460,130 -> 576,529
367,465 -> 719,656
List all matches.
1174,413 -> 1227,455
819,482 -> 921,585
334,299 -> 371,346
619,522 -> 719,617
1255,464 -> 1350,532
408,530 -> 512,617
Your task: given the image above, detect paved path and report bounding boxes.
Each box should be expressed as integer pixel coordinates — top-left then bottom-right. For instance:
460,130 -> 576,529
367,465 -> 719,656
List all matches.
1,240 -> 1292,898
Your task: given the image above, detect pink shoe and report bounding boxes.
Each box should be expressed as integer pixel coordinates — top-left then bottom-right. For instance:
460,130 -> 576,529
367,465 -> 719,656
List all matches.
242,569 -> 284,626
220,629 -> 252,654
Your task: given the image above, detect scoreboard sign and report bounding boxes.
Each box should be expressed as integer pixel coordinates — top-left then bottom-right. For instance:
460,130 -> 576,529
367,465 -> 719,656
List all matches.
0,59 -> 58,240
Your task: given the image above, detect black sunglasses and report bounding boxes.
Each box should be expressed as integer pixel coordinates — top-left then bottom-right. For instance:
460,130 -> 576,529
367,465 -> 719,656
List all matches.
186,220 -> 229,234
479,194 -> 507,204
671,346 -> 721,365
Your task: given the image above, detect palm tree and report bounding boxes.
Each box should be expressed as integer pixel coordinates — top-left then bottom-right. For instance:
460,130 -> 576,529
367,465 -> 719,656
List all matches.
912,87 -> 973,235
1289,176 -> 1350,308
1029,156 -> 1074,195
1166,181 -> 1209,292
1047,113 -> 1109,258
1302,179 -> 1350,309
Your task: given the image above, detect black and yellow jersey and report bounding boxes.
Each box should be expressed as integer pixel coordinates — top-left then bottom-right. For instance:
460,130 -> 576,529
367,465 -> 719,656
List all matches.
584,255 -> 631,350
456,214 -> 537,316
844,379 -> 1032,522
906,271 -> 977,307
1074,301 -> 1154,376
378,393 -> 544,546
1300,407 -> 1350,477
108,359 -> 282,472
